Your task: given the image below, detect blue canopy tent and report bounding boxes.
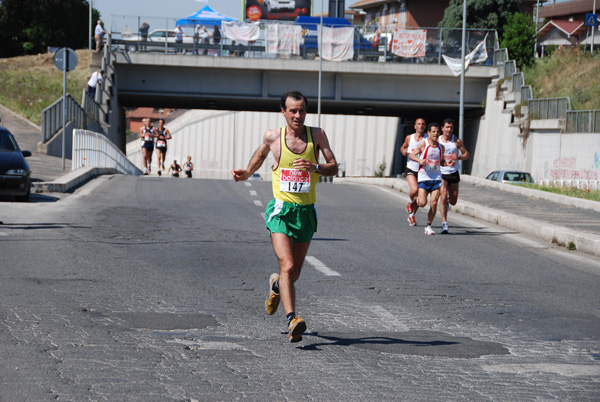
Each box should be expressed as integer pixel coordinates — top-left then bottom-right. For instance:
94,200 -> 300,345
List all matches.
176,5 -> 238,27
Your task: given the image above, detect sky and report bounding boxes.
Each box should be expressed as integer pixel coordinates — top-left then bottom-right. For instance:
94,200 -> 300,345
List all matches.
94,0 -> 245,23
93,0 -> 575,29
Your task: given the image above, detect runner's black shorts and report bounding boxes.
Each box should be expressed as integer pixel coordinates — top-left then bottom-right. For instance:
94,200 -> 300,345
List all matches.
406,168 -> 418,177
442,171 -> 460,184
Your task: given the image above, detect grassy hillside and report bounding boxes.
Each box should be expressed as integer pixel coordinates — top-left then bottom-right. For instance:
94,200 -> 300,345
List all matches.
523,48 -> 600,111
0,50 -> 92,125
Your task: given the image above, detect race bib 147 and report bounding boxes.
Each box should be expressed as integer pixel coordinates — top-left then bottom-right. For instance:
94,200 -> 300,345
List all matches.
280,168 -> 310,193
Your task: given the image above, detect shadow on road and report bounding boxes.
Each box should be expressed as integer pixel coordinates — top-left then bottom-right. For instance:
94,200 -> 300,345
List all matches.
299,332 -> 458,351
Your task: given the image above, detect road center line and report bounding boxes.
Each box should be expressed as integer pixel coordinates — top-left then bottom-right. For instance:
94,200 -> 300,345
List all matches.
249,190 -> 257,196
253,200 -> 263,207
305,256 -> 340,276
244,182 -> 251,187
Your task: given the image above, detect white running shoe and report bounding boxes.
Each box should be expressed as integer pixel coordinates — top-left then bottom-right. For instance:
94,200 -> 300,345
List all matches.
441,222 -> 449,234
407,213 -> 416,226
424,225 -> 435,235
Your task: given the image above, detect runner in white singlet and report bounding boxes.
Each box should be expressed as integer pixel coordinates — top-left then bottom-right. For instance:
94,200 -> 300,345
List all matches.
400,118 -> 427,227
438,118 -> 470,234
409,122 -> 451,235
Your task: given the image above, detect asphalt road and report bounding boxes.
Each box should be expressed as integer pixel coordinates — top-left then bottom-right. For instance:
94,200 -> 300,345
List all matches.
1,176 -> 599,401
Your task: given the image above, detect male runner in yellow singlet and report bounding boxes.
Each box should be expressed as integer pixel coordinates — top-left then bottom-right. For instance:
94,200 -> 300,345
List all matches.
231,90 -> 338,342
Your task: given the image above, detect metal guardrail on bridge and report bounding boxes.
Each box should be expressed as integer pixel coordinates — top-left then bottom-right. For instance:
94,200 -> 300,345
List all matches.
41,93 -> 88,143
107,15 -> 497,66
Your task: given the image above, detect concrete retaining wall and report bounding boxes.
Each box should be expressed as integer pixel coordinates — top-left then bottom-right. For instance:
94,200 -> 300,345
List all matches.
470,83 -> 600,181
127,110 -> 401,179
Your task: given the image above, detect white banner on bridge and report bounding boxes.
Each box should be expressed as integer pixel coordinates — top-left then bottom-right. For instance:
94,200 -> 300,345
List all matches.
318,26 -> 354,61
392,29 -> 426,58
266,23 -> 302,56
222,21 -> 260,42
442,34 -> 488,76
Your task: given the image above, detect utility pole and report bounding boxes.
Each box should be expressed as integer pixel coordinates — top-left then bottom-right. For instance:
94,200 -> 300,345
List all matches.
459,0 -> 467,143
318,0 -> 324,127
534,0 -> 540,57
592,0 -> 596,53
89,0 -> 93,50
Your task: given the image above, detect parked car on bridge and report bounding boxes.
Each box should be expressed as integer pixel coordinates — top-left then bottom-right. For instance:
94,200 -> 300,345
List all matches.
486,170 -> 534,185
0,126 -> 32,202
120,29 -> 195,52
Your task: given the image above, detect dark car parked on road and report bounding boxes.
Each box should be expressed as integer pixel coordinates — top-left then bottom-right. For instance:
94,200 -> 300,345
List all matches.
0,126 -> 32,202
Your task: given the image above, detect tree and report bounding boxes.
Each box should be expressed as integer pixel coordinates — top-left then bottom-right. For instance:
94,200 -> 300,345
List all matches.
0,0 -> 100,58
501,12 -> 536,69
439,0 -> 522,39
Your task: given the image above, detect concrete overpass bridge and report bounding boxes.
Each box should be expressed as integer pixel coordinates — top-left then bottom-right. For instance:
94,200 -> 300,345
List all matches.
101,51 -> 499,150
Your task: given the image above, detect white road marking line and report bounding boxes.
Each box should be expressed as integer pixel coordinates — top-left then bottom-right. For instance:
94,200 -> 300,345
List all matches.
249,190 -> 257,196
305,256 -> 340,276
254,200 -> 263,207
244,182 -> 251,187
482,364 -> 600,377
368,305 -> 410,332
0,232 -> 9,236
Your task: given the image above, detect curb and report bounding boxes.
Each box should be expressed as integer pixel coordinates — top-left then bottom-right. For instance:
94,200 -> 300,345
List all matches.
334,177 -> 600,257
32,167 -> 120,193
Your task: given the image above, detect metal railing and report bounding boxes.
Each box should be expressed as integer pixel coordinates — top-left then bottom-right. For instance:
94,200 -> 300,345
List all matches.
107,15 -> 497,66
528,97 -> 571,119
521,85 -> 533,104
81,89 -> 101,123
72,129 -> 142,175
503,60 -> 516,79
493,48 -> 509,66
41,93 -> 88,143
512,72 -> 524,92
566,110 -> 600,133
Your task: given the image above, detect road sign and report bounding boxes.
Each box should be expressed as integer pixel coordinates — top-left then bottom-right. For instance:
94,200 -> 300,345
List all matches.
53,48 -> 78,72
584,13 -> 598,27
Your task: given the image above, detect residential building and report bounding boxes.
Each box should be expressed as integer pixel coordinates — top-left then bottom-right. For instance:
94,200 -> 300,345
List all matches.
536,0 -> 598,51
349,0 -> 542,31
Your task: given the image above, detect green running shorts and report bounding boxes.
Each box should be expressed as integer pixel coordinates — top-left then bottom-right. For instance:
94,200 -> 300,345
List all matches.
265,198 -> 318,243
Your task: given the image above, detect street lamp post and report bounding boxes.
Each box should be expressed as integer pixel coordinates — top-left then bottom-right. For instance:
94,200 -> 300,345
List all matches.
459,0 -> 467,145
89,0 -> 93,50
534,0 -> 540,57
592,0 -> 597,53
318,0 -> 324,127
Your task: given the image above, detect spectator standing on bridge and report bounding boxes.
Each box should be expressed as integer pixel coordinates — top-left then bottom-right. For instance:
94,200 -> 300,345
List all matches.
87,69 -> 104,99
212,25 -> 221,56
183,156 -> 194,178
175,25 -> 184,54
155,119 -> 172,172
139,118 -> 156,175
231,90 -> 338,342
168,160 -> 182,177
438,118 -> 469,234
199,26 -> 210,55
400,118 -> 427,227
410,122 -> 450,235
139,22 -> 150,52
94,20 -> 107,52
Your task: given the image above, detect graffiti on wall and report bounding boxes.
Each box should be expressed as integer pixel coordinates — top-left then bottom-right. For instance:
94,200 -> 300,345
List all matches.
550,156 -> 599,180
